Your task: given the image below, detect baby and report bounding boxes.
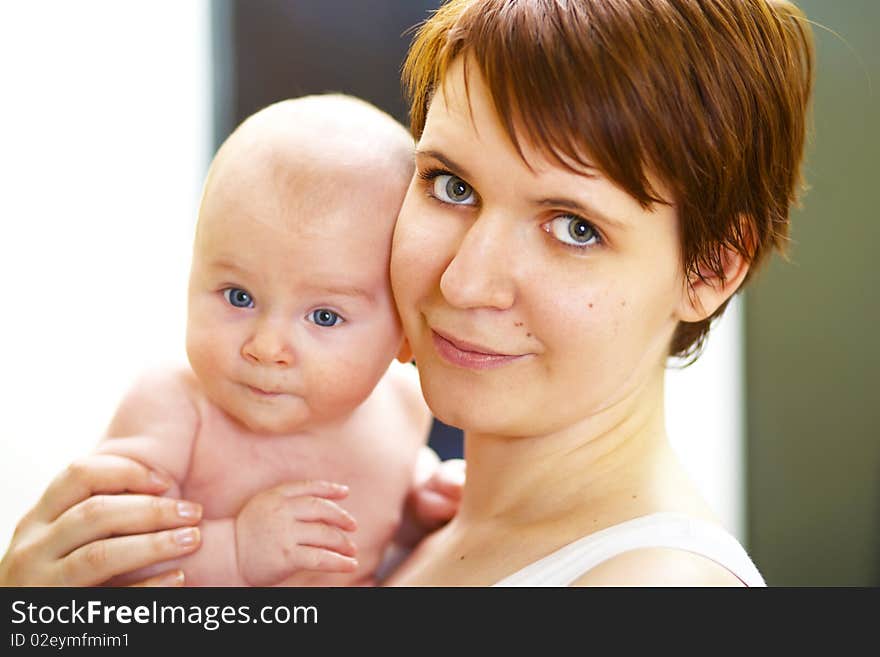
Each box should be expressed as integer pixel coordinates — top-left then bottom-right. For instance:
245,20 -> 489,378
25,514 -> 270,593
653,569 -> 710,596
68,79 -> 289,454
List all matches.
95,95 -> 456,586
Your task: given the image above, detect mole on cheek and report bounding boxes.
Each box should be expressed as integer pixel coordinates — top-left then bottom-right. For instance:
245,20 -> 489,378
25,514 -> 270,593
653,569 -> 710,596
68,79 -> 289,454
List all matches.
588,303 -> 594,309
526,333 -> 532,338
514,322 -> 523,327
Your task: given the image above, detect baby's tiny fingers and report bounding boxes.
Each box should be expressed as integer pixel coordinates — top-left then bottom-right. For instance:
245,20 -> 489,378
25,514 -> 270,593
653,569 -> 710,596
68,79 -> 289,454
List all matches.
414,489 -> 460,529
128,569 -> 185,587
429,459 -> 466,497
296,522 -> 357,558
277,480 -> 349,500
292,546 -> 358,574
290,497 -> 357,531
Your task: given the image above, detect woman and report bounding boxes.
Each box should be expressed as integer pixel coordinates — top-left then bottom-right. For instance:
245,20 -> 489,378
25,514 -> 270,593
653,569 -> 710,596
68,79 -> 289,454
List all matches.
383,0 -> 812,586
0,0 -> 812,586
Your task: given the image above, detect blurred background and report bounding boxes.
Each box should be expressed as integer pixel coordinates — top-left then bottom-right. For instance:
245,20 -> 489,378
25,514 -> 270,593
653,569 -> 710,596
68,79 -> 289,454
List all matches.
0,0 -> 876,585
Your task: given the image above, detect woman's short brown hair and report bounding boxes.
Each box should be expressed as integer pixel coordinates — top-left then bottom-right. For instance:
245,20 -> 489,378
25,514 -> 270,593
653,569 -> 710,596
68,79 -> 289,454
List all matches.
403,0 -> 813,361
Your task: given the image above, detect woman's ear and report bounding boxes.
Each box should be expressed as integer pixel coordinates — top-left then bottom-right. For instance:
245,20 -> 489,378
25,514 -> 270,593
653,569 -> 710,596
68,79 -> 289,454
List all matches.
677,244 -> 751,323
395,337 -> 414,364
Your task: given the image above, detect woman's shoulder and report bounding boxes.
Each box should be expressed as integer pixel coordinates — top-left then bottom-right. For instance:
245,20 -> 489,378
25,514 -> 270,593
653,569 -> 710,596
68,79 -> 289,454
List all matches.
569,546 -> 745,587
494,511 -> 764,587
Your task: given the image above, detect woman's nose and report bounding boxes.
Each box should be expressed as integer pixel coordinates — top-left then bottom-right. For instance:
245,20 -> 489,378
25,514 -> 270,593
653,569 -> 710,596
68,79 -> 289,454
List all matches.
439,212 -> 516,310
242,317 -> 295,366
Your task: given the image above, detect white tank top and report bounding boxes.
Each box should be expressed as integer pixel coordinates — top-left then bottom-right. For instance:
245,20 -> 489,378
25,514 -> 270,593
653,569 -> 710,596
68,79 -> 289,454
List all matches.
493,512 -> 766,586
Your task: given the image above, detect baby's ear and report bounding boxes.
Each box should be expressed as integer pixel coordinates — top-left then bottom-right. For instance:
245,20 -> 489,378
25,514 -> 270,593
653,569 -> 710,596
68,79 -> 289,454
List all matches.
677,243 -> 751,323
395,337 -> 414,364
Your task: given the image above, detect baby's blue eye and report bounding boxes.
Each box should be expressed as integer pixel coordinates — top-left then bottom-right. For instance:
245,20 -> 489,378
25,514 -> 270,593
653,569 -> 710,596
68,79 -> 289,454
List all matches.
223,287 -> 254,308
433,174 -> 475,205
309,309 -> 343,327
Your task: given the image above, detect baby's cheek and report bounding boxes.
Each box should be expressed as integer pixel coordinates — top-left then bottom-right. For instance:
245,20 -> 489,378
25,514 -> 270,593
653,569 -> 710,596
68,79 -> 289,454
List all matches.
305,352 -> 382,418
186,328 -> 212,376
186,323 -> 228,389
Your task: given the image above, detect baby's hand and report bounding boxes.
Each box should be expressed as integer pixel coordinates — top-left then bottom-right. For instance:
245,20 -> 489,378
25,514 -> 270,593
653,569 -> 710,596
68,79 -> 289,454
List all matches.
234,480 -> 358,586
410,457 -> 465,531
394,451 -> 466,549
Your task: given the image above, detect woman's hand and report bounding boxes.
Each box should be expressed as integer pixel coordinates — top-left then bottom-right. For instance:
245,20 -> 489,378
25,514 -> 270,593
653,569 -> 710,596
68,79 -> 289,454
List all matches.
0,454 -> 202,586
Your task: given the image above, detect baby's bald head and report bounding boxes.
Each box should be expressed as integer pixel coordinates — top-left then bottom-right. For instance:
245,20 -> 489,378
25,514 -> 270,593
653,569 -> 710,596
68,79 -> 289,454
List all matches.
198,94 -> 414,238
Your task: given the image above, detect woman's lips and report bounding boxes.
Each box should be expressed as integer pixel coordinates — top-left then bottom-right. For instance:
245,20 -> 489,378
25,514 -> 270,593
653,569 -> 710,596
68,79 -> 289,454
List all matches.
430,329 -> 528,371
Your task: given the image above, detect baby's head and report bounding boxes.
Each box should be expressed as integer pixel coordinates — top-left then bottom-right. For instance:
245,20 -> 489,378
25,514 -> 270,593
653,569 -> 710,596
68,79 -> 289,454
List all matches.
186,94 -> 414,434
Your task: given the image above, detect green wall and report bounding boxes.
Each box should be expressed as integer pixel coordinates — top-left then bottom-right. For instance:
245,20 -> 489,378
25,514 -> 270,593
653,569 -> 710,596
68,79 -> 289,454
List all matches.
746,0 -> 880,585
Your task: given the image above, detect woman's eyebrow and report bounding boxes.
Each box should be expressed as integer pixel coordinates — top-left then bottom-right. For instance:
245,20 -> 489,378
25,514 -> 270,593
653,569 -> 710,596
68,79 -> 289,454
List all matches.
534,197 -> 629,231
415,148 -> 475,181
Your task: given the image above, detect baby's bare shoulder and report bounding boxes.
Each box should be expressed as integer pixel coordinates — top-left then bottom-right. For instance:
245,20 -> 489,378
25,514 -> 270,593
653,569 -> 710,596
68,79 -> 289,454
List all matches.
105,364 -> 202,440
98,365 -> 203,485
367,362 -> 432,445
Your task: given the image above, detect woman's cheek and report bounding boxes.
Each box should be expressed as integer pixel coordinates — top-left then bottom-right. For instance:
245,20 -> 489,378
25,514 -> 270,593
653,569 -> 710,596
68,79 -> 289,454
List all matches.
394,204 -> 459,299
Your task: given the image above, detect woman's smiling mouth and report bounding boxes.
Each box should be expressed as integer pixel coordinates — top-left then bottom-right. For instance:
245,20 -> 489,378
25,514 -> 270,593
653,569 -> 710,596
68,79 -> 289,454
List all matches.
430,328 -> 530,371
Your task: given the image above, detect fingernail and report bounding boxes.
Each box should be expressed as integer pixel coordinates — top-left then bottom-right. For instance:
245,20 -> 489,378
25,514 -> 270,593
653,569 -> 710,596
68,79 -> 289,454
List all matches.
161,570 -> 185,586
150,470 -> 172,488
173,527 -> 199,547
176,501 -> 202,519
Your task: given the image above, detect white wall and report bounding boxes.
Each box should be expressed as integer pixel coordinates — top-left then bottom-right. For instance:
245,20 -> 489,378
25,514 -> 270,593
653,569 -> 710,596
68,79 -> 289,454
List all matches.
667,299 -> 745,539
0,2 -> 211,548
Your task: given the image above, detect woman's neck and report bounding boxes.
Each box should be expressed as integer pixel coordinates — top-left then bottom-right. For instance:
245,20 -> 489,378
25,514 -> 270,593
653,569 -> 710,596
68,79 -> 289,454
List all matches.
455,367 -> 671,527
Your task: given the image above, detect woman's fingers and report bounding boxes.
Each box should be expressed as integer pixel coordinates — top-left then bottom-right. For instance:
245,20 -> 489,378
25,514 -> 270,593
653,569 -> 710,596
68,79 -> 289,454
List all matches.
127,569 -> 185,587
50,494 -> 202,559
57,527 -> 201,587
34,454 -> 172,524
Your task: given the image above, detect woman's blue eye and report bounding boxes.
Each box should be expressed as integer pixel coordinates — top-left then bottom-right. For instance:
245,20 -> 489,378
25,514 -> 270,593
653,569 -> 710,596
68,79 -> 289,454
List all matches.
433,174 -> 475,205
545,215 -> 600,248
223,287 -> 254,308
309,309 -> 343,327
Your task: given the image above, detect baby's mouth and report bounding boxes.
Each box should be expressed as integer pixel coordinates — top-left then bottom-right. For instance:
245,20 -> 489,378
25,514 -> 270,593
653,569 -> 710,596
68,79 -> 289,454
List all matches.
243,384 -> 287,397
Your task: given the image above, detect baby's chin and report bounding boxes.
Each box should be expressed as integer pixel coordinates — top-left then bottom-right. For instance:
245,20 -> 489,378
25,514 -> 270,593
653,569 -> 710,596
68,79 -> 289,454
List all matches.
231,408 -> 312,436
201,384 -> 313,436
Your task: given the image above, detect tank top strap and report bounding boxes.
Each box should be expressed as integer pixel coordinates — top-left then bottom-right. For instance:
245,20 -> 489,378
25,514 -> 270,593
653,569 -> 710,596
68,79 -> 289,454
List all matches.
493,512 -> 766,587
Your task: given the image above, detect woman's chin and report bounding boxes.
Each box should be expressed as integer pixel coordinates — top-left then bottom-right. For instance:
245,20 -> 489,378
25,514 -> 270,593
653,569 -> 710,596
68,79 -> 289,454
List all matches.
421,382 -> 529,437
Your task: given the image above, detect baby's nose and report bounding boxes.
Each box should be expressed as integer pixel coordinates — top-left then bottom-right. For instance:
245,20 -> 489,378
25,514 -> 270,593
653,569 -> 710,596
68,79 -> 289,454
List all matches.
242,320 -> 295,366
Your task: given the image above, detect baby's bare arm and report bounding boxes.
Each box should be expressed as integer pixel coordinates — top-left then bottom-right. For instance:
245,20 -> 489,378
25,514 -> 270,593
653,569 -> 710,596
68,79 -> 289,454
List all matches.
96,368 -> 201,497
95,369 -> 245,585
